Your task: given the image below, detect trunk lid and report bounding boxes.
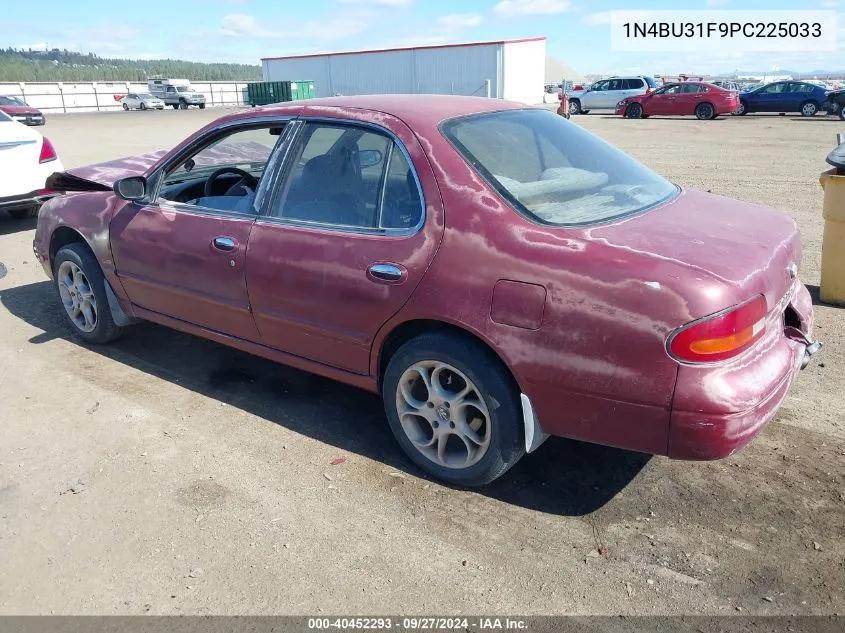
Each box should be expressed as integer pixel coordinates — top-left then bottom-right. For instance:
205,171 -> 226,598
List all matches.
0,120 -> 42,197
591,188 -> 800,318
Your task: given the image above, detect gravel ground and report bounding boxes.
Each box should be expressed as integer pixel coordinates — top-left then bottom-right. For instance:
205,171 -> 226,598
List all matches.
0,107 -> 842,616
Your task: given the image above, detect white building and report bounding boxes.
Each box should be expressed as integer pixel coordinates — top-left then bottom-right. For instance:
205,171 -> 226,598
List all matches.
261,37 -> 547,105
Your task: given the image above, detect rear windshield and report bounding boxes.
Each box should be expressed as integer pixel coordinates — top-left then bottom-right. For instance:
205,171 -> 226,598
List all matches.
441,108 -> 677,226
644,76 -> 659,88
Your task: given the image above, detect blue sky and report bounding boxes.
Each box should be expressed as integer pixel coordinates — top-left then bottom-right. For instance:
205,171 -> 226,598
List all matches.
0,0 -> 841,75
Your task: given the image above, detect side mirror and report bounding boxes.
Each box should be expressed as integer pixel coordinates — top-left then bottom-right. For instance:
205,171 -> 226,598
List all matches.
113,176 -> 147,201
359,149 -> 383,169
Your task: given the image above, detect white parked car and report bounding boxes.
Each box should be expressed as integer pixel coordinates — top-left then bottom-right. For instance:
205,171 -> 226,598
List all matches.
0,109 -> 63,219
568,76 -> 659,115
122,92 -> 165,111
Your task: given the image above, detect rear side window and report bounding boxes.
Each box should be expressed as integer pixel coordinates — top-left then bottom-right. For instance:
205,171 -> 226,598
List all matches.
608,79 -> 623,91
272,123 -> 423,231
624,78 -> 644,90
681,84 -> 706,93
442,109 -> 677,226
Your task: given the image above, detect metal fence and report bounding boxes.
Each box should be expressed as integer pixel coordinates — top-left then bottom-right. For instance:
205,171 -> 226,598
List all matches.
0,81 -> 251,113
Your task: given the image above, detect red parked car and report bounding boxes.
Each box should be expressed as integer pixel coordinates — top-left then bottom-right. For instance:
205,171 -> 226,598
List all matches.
33,95 -> 821,486
615,82 -> 739,120
0,95 -> 46,126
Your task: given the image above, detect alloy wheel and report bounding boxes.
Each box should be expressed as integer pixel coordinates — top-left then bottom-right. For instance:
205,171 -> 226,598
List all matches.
395,360 -> 491,469
57,261 -> 98,333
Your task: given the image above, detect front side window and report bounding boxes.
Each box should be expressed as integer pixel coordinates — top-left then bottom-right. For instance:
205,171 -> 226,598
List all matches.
157,124 -> 284,214
271,123 -> 422,230
442,108 -> 677,226
762,83 -> 785,94
657,84 -> 682,95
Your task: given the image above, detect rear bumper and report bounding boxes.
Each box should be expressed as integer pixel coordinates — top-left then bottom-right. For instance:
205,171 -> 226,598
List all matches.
8,113 -> 45,125
668,281 -> 818,460
0,190 -> 56,211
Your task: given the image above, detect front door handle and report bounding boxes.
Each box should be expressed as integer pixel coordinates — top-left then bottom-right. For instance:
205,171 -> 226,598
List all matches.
212,236 -> 236,252
368,263 -> 405,283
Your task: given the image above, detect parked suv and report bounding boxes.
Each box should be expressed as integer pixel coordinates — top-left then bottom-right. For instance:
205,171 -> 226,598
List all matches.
569,76 -> 658,115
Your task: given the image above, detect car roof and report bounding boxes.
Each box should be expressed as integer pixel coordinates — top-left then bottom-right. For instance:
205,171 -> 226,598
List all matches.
248,94 -> 532,128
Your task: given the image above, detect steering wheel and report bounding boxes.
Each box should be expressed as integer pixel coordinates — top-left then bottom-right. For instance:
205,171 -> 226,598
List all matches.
203,167 -> 258,197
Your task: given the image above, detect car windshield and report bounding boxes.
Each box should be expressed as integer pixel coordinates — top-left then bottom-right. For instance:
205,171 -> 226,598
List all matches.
441,108 -> 677,226
644,76 -> 659,88
139,93 -> 155,99
0,96 -> 25,106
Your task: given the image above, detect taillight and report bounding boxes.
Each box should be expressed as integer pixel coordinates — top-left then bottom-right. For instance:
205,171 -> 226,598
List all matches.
39,137 -> 57,163
668,295 -> 768,363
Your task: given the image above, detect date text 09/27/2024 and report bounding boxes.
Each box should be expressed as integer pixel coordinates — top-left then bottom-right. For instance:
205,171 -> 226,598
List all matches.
307,617 -> 528,630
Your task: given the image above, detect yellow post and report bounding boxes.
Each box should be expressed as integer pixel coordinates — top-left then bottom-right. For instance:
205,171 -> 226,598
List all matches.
819,168 -> 845,306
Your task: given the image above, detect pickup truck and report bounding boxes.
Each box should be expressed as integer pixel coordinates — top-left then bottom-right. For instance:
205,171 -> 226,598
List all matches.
150,84 -> 206,109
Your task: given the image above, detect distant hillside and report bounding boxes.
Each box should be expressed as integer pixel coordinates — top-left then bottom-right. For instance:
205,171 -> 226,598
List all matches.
0,48 -> 262,82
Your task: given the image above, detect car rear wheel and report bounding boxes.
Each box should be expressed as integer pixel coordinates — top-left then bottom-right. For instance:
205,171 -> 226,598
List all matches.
54,244 -> 124,344
7,206 -> 38,219
178,100 -> 188,110
735,101 -> 747,115
625,103 -> 643,119
140,102 -> 147,110
695,103 -> 715,120
199,103 -> 206,109
382,332 -> 525,486
122,102 -> 129,111
172,104 -> 179,109
801,101 -> 818,117
569,99 -> 582,115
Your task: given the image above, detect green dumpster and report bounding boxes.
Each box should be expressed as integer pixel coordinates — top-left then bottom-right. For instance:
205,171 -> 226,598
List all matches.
246,80 -> 315,106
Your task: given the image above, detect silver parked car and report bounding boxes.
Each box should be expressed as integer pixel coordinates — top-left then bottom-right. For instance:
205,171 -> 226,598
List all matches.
122,93 -> 165,111
569,76 -> 659,115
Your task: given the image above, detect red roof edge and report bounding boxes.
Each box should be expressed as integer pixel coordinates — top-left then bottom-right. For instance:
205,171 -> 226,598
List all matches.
261,37 -> 546,62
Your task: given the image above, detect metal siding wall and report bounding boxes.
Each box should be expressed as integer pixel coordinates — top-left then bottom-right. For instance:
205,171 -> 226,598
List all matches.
328,50 -> 415,96
262,44 -> 501,98
263,57 -> 332,96
413,44 -> 499,96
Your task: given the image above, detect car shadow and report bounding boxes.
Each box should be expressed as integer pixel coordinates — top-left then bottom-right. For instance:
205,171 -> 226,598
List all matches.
1,280 -> 651,517
787,117 -> 840,122
0,215 -> 37,236
595,115 -> 728,122
805,283 -> 845,309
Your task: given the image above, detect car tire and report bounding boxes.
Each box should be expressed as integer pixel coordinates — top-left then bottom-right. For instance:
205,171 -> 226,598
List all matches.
140,102 -> 147,111
735,101 -> 748,115
569,99 -> 582,115
695,102 -> 715,120
172,104 -> 179,109
382,332 -> 525,487
801,101 -> 818,117
122,102 -> 129,111
53,243 -> 125,345
838,104 -> 845,121
199,103 -> 206,109
625,103 -> 643,119
8,206 -> 38,219
179,99 -> 188,110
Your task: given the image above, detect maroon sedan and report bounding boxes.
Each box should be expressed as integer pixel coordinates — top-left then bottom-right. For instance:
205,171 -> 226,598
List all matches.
0,95 -> 46,126
33,95 -> 821,486
615,82 -> 740,120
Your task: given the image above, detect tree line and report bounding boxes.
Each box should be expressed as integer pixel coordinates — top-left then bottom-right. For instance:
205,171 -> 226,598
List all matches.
0,48 -> 262,82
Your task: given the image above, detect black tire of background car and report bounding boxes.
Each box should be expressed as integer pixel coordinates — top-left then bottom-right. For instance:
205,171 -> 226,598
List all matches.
140,102 -> 147,110
122,102 -> 129,110
695,103 -> 715,120
839,104 -> 845,121
625,103 -> 643,119
53,243 -> 125,345
179,100 -> 188,110
569,99 -> 582,115
735,101 -> 748,115
7,207 -> 38,219
172,104 -> 179,109
199,103 -> 206,109
382,331 -> 525,487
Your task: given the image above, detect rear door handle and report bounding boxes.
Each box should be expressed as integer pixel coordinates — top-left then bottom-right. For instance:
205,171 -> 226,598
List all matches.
368,263 -> 405,283
212,236 -> 236,252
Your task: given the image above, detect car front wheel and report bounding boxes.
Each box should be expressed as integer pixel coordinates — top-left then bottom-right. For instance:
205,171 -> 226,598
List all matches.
625,103 -> 643,119
838,104 -> 845,121
569,99 -> 582,115
382,332 -> 525,487
54,243 -> 124,344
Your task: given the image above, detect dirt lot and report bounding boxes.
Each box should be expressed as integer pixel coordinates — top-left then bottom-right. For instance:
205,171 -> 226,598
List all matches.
0,108 -> 843,616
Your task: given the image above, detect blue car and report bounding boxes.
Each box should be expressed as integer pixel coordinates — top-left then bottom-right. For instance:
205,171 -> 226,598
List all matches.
735,81 -> 830,117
